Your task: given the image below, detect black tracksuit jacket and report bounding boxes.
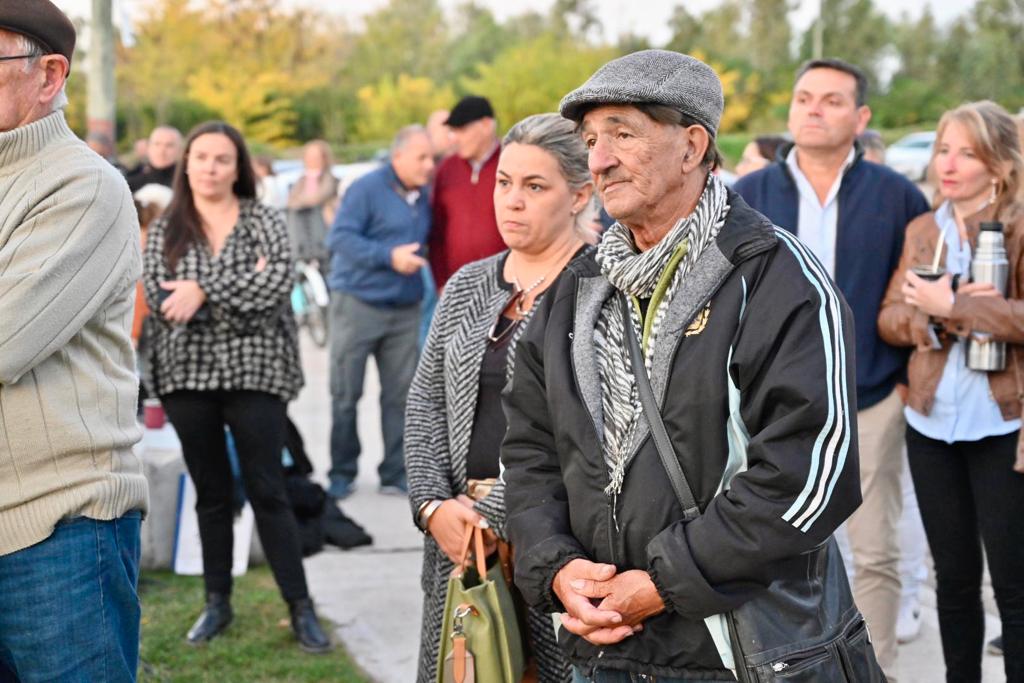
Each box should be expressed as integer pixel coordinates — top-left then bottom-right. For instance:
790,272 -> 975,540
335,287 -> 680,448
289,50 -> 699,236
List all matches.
502,192 -> 862,679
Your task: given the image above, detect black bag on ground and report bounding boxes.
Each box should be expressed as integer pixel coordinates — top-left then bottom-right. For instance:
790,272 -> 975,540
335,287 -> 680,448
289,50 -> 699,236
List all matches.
620,296 -> 883,683
281,415 -> 372,553
322,497 -> 373,550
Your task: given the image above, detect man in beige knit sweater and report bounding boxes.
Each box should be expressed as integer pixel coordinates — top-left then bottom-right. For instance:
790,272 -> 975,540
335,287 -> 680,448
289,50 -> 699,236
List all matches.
0,3 -> 149,681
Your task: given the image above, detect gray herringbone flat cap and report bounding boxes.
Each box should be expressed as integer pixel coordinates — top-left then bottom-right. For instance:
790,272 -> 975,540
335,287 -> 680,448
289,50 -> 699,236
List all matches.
559,49 -> 724,137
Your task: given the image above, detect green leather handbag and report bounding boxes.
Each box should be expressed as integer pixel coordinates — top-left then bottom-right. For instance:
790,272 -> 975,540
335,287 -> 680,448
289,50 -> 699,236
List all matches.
436,523 -> 525,683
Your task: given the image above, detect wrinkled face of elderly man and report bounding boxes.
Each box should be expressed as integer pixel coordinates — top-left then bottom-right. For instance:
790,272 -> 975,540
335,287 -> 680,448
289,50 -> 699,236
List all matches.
580,104 -> 712,236
0,29 -> 68,133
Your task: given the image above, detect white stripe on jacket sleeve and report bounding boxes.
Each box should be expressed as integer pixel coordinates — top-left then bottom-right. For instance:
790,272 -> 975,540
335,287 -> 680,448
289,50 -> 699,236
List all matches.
774,229 -> 853,533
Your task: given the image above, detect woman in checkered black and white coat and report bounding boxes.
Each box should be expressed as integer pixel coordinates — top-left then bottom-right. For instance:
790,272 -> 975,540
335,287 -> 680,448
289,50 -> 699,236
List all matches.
405,113 -> 597,682
142,121 -> 330,653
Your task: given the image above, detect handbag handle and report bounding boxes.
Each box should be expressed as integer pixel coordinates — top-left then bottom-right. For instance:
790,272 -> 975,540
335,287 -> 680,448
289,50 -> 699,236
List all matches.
620,295 -> 701,521
456,521 -> 489,579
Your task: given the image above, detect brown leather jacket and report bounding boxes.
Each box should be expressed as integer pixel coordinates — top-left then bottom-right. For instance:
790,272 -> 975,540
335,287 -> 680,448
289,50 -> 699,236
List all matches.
878,203 -> 1024,471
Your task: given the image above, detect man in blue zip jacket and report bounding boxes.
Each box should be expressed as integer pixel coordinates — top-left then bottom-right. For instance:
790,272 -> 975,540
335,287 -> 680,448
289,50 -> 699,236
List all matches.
734,58 -> 929,682
326,126 -> 434,499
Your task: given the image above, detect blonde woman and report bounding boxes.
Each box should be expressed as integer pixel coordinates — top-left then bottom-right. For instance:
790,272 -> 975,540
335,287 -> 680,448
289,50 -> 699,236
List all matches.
878,101 -> 1024,682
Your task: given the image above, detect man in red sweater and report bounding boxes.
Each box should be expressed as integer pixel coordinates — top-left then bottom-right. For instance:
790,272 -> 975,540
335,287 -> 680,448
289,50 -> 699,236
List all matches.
429,95 -> 505,289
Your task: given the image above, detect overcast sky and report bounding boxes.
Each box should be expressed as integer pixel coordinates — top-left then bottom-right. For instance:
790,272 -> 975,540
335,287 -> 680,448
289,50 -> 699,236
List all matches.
55,0 -> 969,48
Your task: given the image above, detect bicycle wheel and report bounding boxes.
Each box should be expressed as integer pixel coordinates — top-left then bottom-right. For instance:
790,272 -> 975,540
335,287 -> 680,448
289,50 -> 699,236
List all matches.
302,279 -> 329,347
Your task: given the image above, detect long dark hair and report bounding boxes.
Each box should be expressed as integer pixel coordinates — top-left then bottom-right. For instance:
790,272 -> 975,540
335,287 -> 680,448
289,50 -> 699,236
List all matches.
163,121 -> 257,271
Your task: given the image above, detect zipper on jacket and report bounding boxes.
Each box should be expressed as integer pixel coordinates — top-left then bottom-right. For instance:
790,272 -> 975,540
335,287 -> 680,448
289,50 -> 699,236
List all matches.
567,275 -> 621,568
726,611 -> 750,683
606,496 -> 619,566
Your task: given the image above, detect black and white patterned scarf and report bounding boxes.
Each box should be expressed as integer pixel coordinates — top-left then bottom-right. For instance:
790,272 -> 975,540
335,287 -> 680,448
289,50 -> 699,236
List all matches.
594,174 -> 729,498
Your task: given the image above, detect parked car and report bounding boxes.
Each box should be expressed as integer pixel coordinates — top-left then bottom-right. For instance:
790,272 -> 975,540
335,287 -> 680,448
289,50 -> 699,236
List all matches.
886,131 -> 936,181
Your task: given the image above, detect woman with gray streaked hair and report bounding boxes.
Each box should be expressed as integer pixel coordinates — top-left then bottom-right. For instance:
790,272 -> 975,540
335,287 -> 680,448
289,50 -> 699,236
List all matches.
405,112 -> 596,682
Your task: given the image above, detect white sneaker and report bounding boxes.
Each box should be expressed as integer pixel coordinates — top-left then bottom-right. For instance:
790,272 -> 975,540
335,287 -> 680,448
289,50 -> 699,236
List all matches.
896,602 -> 922,644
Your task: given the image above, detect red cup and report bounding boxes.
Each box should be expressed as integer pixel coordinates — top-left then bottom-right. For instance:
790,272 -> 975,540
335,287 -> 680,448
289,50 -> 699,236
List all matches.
143,399 -> 166,430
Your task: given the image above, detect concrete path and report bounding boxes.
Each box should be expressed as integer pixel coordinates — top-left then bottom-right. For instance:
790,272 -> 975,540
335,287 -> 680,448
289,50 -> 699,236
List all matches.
291,334 -> 1008,682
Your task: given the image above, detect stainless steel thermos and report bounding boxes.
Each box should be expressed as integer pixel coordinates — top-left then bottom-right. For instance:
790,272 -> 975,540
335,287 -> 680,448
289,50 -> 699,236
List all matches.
966,221 -> 1009,371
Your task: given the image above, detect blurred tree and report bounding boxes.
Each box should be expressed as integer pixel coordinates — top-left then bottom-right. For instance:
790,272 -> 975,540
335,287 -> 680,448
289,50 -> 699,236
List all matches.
346,0 -> 449,84
616,32 -> 653,54
63,0 -> 1012,152
118,0 -> 207,125
873,8 -> 951,126
747,0 -> 795,74
688,50 -> 759,132
119,0 -> 335,146
353,74 -> 455,142
443,3 -> 513,85
665,5 -> 701,55
891,7 -> 940,82
461,34 -> 615,130
549,0 -> 603,41
665,1 -> 745,63
503,11 -> 550,42
957,0 -> 1024,108
797,0 -> 892,84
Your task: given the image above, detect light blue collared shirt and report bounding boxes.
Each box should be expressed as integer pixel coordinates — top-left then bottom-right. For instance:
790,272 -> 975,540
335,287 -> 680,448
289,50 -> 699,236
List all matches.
785,147 -> 855,278
905,201 -> 1021,443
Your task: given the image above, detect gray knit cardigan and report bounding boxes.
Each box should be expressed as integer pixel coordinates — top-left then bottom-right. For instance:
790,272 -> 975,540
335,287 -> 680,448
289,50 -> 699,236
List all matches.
405,250 -> 584,683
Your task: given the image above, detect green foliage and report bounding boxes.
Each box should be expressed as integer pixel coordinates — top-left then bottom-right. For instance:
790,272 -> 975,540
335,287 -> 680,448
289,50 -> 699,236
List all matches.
345,0 -> 449,84
798,0 -> 892,84
460,34 -> 616,132
354,74 -> 455,142
137,569 -> 366,683
871,76 -> 955,128
69,0 -> 1022,149
443,3 -> 514,84
665,1 -> 745,63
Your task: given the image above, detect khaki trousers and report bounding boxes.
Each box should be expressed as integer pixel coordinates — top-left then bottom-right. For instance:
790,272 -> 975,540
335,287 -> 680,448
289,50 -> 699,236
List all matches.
846,388 -> 906,683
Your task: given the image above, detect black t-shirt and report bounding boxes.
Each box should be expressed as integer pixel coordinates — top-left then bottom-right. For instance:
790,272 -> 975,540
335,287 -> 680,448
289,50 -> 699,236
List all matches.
466,275 -> 517,480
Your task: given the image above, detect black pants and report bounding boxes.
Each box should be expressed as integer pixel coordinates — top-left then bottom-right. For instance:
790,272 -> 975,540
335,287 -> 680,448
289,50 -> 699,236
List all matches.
906,425 -> 1024,683
162,390 -> 309,603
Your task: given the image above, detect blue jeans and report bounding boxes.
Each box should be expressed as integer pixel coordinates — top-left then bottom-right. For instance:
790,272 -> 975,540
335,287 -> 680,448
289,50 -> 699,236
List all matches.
328,291 -> 419,489
0,512 -> 142,683
572,667 -> 709,683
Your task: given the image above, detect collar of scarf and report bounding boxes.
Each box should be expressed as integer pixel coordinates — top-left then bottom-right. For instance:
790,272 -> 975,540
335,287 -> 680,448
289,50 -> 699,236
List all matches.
596,173 -> 728,298
594,173 -> 729,503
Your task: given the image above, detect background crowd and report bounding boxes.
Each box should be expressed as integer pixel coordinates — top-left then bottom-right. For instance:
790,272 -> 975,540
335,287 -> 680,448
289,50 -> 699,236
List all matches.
4,1 -> 1024,682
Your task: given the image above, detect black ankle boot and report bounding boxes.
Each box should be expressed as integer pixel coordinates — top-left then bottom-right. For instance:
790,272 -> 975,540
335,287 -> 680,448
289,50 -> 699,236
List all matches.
288,598 -> 332,654
186,592 -> 233,645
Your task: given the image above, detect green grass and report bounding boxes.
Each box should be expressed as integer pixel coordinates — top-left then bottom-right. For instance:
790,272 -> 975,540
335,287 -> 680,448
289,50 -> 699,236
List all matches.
138,569 -> 368,683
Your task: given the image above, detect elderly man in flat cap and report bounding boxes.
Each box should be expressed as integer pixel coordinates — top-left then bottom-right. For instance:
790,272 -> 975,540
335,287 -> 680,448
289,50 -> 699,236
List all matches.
501,50 -> 878,682
0,1 -> 147,680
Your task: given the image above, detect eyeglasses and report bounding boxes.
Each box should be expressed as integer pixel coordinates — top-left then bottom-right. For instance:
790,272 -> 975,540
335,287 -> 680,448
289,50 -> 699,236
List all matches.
0,54 -> 37,63
486,290 -> 525,343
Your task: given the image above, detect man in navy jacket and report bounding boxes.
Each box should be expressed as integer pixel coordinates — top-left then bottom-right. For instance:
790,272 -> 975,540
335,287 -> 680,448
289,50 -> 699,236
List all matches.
734,58 -> 929,682
326,126 -> 434,499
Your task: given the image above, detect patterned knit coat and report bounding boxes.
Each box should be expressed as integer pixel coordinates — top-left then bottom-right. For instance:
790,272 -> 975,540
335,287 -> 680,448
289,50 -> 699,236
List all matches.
405,251 -> 581,683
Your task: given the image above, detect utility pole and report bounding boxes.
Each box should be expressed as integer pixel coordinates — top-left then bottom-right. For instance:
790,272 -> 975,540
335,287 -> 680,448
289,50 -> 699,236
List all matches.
87,0 -> 116,141
813,0 -> 824,59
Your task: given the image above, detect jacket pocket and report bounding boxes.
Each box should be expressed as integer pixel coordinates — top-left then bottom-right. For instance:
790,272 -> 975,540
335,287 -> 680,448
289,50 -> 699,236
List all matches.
745,616 -> 883,683
755,643 -> 845,682
837,617 -> 885,682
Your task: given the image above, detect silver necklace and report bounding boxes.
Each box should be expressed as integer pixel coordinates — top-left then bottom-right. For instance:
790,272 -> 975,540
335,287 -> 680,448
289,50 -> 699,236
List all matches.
512,274 -> 546,317
508,241 -> 580,317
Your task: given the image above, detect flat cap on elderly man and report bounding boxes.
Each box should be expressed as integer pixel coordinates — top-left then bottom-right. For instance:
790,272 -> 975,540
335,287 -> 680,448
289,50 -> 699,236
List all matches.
559,49 -> 724,138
